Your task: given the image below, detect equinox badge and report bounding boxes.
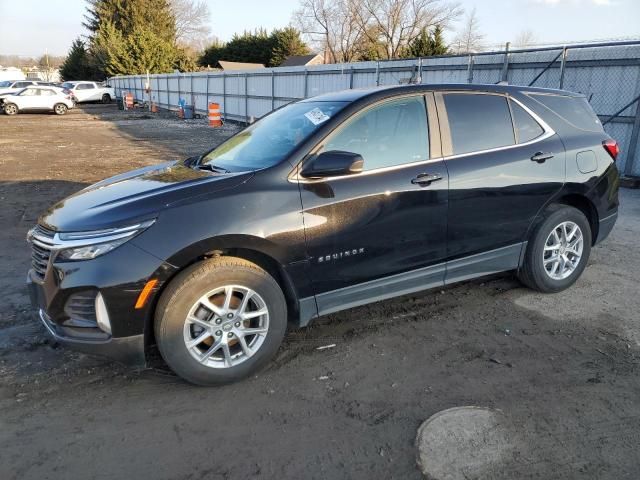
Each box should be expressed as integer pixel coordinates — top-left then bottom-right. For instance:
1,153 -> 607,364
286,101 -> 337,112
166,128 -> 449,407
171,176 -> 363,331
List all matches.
317,248 -> 365,263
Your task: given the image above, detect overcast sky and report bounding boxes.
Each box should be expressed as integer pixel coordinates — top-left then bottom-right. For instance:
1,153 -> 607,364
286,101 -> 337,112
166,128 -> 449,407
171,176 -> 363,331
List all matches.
0,0 -> 638,57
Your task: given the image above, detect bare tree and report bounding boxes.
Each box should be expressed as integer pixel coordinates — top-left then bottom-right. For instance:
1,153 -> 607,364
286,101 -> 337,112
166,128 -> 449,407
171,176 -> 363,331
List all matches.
353,0 -> 461,59
294,0 -> 367,63
170,0 -> 212,49
295,0 -> 460,61
451,7 -> 484,54
513,29 -> 537,48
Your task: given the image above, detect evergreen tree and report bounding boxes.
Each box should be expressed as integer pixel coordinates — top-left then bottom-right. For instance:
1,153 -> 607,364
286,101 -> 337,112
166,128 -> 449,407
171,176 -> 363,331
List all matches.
269,27 -> 309,67
60,38 -> 92,80
198,27 -> 310,68
92,21 -> 177,76
199,40 -> 226,68
223,29 -> 273,65
82,0 -> 179,77
84,0 -> 176,41
407,25 -> 449,58
430,25 -> 448,56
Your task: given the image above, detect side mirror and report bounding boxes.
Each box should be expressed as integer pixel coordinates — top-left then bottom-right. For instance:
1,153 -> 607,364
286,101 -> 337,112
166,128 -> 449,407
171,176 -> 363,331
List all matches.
300,150 -> 364,178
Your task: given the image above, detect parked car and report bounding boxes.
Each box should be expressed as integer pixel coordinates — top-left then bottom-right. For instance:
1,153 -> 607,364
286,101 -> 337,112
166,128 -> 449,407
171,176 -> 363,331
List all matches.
27,84 -> 619,385
1,85 -> 75,115
0,79 -> 55,95
60,81 -> 115,103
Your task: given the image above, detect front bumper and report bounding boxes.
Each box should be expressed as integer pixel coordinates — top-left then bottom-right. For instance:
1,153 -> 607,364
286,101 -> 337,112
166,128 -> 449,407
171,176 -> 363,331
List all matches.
26,241 -> 177,366
37,307 -> 145,365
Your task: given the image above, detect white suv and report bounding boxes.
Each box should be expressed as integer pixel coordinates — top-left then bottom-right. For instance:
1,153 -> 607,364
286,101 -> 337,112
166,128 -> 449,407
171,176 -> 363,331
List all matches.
1,86 -> 75,115
60,81 -> 115,103
0,80 -> 54,96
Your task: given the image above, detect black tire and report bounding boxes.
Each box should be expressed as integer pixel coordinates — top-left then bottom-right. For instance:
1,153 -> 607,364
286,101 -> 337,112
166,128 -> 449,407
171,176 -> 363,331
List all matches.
101,94 -> 111,104
53,103 -> 68,115
518,205 -> 592,293
4,103 -> 18,115
154,257 -> 287,386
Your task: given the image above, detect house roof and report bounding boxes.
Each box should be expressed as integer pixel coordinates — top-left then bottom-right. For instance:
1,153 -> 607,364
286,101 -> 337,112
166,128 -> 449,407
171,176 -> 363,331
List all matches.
279,54 -> 322,67
218,61 -> 265,71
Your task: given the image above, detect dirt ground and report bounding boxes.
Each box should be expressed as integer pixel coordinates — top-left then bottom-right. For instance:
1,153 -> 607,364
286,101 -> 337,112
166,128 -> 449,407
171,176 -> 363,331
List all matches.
1,104 -> 639,480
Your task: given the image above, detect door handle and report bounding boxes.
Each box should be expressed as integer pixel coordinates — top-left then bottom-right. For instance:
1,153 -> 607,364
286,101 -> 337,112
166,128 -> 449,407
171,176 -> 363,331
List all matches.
531,152 -> 554,163
411,173 -> 443,186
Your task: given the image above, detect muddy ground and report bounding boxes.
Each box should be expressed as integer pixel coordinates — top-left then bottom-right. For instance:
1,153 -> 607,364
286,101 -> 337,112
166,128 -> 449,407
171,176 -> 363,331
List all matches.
1,104 -> 639,480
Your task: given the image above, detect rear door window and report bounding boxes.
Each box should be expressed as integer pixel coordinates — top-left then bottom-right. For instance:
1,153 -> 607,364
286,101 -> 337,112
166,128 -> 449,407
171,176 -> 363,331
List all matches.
510,100 -> 544,143
528,94 -> 602,132
443,93 -> 515,155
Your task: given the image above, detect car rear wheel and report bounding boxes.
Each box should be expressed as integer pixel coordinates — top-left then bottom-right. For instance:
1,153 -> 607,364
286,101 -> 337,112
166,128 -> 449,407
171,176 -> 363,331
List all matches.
53,103 -> 68,115
101,94 -> 111,104
154,257 -> 287,386
518,205 -> 592,293
4,103 -> 18,115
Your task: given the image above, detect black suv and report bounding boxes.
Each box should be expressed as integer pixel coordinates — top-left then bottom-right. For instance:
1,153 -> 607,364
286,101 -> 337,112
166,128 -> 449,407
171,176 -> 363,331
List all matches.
27,84 -> 619,385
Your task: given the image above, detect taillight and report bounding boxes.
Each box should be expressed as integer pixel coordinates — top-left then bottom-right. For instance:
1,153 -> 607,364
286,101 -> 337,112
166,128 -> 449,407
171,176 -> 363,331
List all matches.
602,139 -> 619,161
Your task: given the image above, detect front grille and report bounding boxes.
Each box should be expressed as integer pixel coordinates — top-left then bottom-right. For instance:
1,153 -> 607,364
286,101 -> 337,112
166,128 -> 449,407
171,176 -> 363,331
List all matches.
29,225 -> 55,281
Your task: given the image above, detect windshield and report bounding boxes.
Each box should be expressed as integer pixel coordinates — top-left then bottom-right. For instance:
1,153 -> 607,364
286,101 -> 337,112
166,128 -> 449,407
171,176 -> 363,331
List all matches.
61,82 -> 76,89
201,101 -> 347,171
0,81 -> 12,87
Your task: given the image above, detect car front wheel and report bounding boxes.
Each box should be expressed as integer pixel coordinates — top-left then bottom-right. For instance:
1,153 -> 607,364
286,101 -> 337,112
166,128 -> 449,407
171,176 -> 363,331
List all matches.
519,205 -> 592,293
53,103 -> 68,115
101,94 -> 111,104
4,103 -> 18,115
154,257 -> 287,386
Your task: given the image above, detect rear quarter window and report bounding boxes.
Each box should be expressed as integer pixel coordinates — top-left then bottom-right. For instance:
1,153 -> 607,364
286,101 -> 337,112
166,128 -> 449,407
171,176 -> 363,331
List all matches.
528,93 -> 602,132
510,100 -> 545,143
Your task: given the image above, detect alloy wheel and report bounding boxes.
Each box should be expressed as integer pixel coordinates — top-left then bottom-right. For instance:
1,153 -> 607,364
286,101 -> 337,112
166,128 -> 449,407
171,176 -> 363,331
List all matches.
183,285 -> 269,369
542,221 -> 584,280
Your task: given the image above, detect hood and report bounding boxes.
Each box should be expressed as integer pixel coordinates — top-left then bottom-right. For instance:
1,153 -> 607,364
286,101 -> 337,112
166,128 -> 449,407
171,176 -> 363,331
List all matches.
39,161 -> 253,232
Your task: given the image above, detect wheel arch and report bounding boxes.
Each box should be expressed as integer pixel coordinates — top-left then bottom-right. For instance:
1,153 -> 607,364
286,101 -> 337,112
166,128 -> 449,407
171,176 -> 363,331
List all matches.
555,193 -> 599,245
144,236 -> 302,351
525,191 -> 599,248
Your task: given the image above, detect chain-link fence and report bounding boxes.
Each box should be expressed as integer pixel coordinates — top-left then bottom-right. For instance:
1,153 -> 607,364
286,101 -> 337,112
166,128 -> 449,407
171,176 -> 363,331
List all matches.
110,40 -> 640,177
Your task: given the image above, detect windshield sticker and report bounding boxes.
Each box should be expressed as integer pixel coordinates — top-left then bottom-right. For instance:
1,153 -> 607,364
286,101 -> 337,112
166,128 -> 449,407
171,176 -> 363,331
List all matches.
304,107 -> 330,125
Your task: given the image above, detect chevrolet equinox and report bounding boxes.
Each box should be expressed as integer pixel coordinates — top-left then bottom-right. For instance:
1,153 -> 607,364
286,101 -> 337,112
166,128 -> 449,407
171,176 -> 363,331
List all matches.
27,84 -> 620,385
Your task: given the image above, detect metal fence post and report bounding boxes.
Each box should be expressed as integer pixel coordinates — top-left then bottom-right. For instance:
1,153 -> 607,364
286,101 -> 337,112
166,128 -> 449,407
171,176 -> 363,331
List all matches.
375,61 -> 380,86
467,55 -> 474,83
244,73 -> 248,123
304,68 -> 309,98
501,42 -> 510,82
190,74 -> 194,111
205,73 -> 209,111
350,66 -> 354,89
626,101 -> 640,176
271,70 -> 275,110
559,46 -> 568,89
222,72 -> 226,121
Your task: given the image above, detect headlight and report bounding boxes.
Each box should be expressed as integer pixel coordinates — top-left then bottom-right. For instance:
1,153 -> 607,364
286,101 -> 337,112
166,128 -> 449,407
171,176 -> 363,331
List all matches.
55,219 -> 155,261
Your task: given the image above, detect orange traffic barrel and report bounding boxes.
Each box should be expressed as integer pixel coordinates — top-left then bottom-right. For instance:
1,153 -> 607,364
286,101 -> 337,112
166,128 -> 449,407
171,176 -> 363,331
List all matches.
124,92 -> 134,109
208,102 -> 222,127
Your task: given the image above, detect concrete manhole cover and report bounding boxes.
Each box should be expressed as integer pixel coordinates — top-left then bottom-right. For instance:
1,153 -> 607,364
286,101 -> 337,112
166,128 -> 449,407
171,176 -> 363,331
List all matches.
416,406 -> 516,480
